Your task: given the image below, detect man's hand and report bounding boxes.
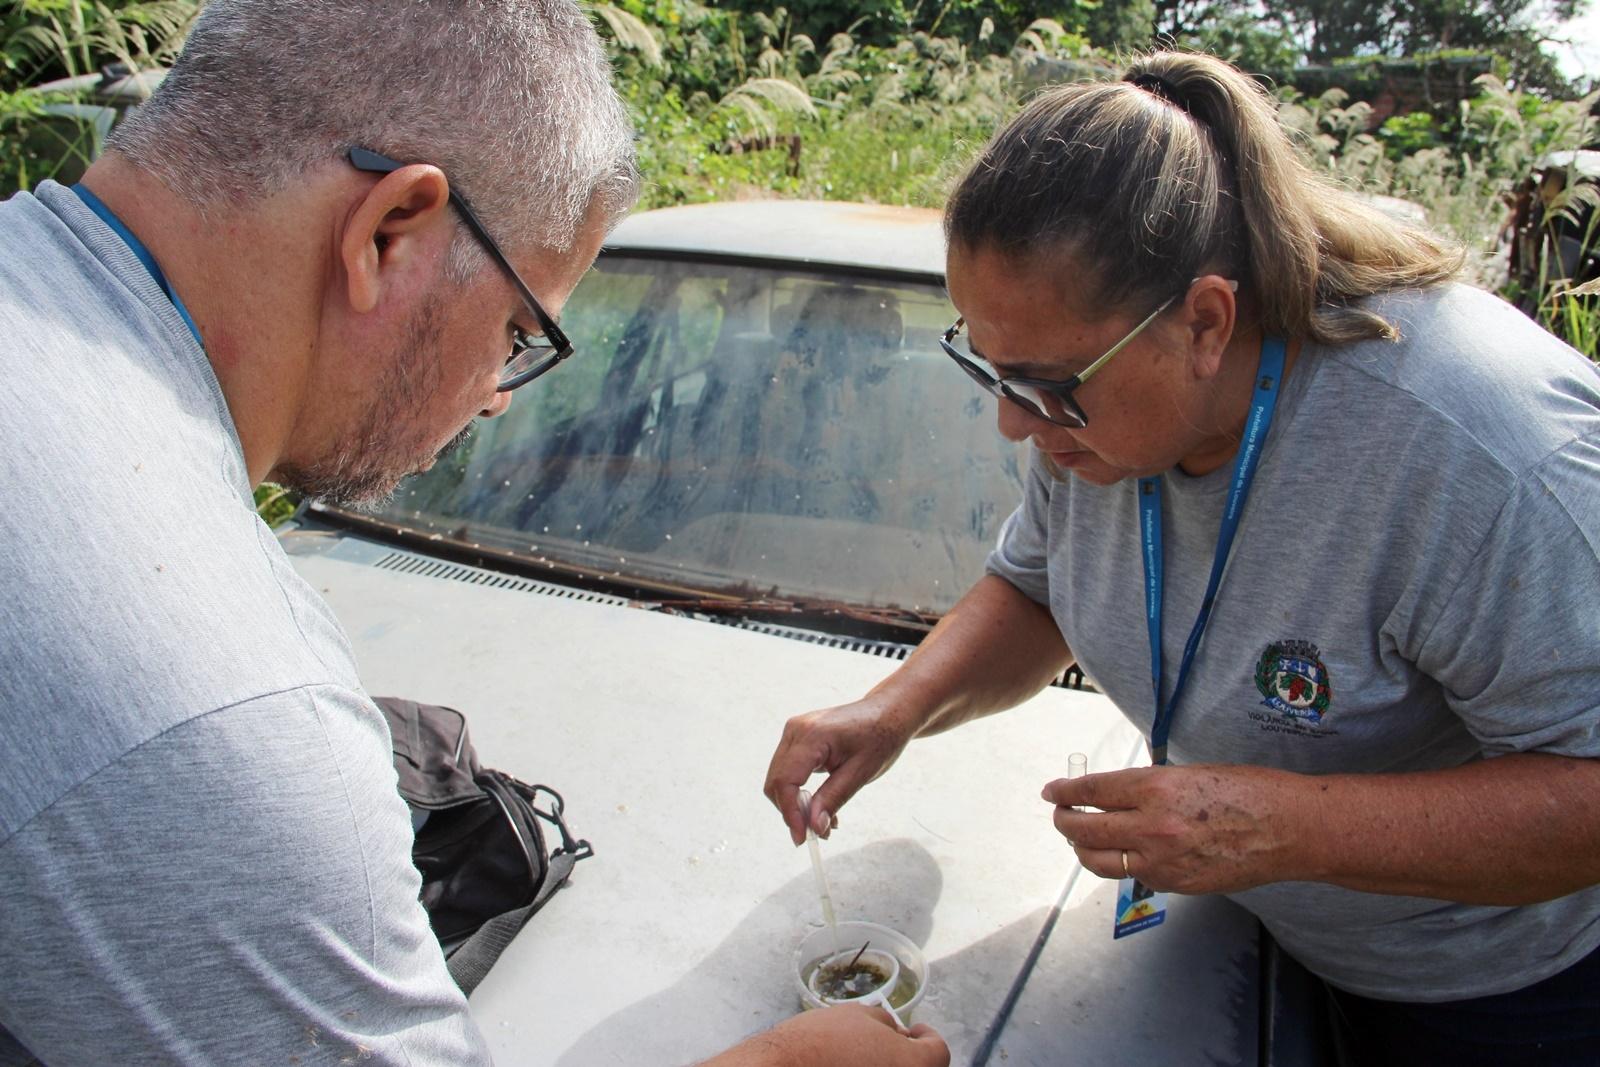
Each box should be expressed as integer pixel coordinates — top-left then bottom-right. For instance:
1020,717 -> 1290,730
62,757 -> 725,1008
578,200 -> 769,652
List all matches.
763,695 -> 918,846
1043,764 -> 1305,894
702,1004 -> 949,1067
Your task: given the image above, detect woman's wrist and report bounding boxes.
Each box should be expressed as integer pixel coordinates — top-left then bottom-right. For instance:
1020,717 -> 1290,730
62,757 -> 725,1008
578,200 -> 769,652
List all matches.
861,676 -> 949,744
1263,767 -> 1336,885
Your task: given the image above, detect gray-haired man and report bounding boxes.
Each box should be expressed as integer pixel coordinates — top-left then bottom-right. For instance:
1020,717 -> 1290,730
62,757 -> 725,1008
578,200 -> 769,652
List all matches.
0,2 -> 946,1064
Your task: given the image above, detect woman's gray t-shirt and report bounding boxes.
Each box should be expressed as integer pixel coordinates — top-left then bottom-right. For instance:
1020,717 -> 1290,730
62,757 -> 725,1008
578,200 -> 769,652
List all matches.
988,282 -> 1600,1001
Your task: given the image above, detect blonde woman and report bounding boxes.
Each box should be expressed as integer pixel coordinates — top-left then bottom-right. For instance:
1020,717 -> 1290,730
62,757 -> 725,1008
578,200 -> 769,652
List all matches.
765,51 -> 1600,1064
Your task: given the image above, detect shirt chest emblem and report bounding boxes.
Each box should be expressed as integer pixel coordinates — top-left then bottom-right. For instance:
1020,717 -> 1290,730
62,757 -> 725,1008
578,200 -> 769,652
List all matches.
1254,639 -> 1334,722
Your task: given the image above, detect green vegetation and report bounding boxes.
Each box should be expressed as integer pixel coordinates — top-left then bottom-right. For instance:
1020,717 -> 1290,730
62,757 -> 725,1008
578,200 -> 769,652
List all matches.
1,0 -> 194,189
591,0 -> 1600,353
597,1 -> 1026,207
252,484 -> 298,528
3,0 -> 1598,521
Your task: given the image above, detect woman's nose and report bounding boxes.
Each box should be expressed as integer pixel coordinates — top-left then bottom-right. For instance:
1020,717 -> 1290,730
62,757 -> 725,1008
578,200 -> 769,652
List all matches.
995,393 -> 1046,442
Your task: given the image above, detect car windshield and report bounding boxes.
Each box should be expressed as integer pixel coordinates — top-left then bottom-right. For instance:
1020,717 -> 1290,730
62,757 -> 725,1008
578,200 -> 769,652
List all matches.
351,253 -> 1027,615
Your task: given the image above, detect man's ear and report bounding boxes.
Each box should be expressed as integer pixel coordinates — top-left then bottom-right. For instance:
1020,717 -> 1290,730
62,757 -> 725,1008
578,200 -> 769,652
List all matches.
340,164 -> 453,314
1183,275 -> 1237,382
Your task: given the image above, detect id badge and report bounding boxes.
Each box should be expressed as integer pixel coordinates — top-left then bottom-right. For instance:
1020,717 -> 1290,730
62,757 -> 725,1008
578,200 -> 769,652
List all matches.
1113,876 -> 1167,939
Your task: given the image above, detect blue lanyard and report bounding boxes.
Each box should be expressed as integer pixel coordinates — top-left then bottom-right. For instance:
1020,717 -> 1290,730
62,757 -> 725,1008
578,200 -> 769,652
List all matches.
1137,336 -> 1287,765
72,184 -> 203,349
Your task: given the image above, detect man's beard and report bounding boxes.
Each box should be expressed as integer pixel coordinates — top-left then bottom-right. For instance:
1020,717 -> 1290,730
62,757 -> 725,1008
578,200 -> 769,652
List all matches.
275,297 -> 477,512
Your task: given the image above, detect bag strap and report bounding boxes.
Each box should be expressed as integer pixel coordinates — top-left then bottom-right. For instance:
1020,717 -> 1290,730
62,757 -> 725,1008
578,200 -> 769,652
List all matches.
444,846 -> 579,995
444,774 -> 593,995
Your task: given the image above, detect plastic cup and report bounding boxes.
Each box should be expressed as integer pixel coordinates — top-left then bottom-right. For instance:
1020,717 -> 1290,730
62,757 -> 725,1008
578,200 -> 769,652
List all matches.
794,920 -> 928,1022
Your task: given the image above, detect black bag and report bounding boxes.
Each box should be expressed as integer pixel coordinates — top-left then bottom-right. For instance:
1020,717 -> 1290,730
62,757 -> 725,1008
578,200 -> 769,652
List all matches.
375,696 -> 592,995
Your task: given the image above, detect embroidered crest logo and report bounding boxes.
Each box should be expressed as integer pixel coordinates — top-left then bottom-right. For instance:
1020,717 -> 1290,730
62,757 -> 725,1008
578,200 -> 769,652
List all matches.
1254,640 -> 1332,722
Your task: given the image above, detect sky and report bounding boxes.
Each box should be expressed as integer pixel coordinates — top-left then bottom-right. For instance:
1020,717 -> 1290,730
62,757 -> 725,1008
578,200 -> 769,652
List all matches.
1548,2 -> 1600,85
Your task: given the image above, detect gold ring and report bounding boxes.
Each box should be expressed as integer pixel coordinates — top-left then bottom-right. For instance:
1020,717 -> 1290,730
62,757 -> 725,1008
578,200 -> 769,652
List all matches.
1121,850 -> 1131,878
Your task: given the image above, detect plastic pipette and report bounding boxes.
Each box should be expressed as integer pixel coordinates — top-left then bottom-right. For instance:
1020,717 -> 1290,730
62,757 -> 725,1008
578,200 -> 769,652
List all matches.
1068,752 -> 1088,812
798,788 -> 843,957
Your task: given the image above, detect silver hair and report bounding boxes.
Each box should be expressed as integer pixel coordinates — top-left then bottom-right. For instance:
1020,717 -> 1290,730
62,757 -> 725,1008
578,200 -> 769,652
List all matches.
106,0 -> 640,258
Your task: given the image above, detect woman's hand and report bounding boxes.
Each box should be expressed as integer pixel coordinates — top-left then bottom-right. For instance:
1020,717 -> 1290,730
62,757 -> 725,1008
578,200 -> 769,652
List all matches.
764,695 -> 920,847
1046,754 -> 1600,904
763,577 -> 1074,847
1042,764 -> 1309,894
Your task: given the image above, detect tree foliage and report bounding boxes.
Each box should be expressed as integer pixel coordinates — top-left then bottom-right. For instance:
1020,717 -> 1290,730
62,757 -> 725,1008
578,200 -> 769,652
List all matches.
705,0 -> 1163,51
1271,0 -> 1581,64
1156,0 -> 1584,91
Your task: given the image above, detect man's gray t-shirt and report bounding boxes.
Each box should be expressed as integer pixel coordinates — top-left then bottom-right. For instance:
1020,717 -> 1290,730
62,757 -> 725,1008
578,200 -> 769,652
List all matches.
0,184 -> 488,1064
988,283 -> 1600,1001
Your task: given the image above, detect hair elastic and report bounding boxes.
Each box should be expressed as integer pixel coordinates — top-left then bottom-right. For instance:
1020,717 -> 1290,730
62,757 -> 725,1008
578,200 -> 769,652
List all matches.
1129,71 -> 1188,112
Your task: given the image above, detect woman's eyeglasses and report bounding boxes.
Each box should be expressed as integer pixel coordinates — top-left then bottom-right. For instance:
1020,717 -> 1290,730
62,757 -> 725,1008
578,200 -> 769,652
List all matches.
938,279 -> 1236,428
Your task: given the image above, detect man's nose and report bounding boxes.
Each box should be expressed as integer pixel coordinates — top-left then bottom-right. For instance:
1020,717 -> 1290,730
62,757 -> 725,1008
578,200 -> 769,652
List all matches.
480,391 -> 513,419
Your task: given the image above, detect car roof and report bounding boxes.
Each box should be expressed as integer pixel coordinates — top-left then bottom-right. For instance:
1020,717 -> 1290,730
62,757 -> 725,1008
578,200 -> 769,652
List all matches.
602,200 -> 947,279
1540,149 -> 1600,182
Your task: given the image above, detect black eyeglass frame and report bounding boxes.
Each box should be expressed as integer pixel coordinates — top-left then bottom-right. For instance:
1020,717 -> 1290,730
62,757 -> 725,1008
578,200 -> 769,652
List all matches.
347,146 -> 574,392
938,278 -> 1236,429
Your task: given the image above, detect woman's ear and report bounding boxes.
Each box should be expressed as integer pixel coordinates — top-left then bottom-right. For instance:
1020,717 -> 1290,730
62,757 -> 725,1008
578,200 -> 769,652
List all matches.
1184,275 -> 1238,382
339,164 -> 453,314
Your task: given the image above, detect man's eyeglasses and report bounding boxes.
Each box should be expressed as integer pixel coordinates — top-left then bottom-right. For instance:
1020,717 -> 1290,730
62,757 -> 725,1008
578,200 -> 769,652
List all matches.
938,279 -> 1236,429
347,147 -> 574,392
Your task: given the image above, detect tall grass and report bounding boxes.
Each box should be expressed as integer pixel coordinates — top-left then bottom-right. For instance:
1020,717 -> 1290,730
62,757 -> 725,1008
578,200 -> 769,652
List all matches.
598,1 -> 1034,207
1275,77 -> 1600,354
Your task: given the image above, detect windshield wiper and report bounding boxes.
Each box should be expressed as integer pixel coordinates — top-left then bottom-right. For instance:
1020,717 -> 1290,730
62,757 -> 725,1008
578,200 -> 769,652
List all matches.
635,595 -> 938,633
305,504 -> 943,638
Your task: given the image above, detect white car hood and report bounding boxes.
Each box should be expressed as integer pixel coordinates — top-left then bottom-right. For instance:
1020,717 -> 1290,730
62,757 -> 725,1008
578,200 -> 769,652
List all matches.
281,527 -> 1263,1066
